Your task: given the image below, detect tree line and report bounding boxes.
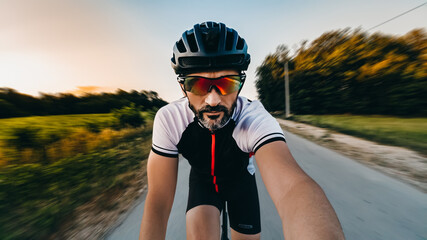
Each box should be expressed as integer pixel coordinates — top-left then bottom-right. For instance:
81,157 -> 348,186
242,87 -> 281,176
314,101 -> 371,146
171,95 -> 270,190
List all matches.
0,88 -> 168,118
255,28 -> 427,116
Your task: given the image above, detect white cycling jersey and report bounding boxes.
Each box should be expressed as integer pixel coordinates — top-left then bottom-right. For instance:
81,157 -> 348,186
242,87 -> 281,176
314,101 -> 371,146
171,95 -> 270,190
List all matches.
151,96 -> 285,180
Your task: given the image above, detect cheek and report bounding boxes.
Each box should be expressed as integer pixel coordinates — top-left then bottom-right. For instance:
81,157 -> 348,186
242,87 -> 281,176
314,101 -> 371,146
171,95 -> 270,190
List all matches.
223,93 -> 238,108
187,93 -> 205,109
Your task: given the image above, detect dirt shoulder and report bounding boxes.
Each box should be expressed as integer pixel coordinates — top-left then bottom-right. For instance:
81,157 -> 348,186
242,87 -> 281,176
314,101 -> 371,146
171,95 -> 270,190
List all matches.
277,118 -> 427,192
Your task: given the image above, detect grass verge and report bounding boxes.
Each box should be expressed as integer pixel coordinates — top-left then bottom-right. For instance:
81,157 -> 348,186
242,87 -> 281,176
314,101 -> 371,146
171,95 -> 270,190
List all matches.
0,113 -> 116,141
285,114 -> 427,156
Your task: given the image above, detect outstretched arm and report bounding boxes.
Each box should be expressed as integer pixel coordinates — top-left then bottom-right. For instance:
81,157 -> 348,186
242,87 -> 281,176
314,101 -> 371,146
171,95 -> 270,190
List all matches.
139,151 -> 179,240
256,141 -> 345,240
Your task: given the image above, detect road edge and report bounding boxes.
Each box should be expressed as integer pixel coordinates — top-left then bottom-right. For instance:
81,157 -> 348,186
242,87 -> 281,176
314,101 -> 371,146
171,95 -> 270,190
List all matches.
277,118 -> 427,193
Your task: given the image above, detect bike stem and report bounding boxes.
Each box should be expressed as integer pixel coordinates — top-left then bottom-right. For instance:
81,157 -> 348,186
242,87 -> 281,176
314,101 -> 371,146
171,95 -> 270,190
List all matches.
221,201 -> 229,240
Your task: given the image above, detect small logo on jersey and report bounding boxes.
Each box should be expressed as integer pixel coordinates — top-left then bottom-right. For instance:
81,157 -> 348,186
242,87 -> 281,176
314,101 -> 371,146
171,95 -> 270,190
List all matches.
238,224 -> 253,229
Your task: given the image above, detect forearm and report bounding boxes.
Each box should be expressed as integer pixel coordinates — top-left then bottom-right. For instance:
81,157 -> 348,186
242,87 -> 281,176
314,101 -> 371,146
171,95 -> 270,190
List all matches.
139,194 -> 172,240
278,178 -> 345,240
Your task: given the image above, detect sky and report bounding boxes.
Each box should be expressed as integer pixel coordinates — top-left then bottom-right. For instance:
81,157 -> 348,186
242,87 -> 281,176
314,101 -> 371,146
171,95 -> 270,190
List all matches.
0,0 -> 426,102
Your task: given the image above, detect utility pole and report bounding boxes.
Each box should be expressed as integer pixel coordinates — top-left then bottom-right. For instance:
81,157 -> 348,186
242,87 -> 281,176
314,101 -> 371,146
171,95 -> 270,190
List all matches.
284,61 -> 290,118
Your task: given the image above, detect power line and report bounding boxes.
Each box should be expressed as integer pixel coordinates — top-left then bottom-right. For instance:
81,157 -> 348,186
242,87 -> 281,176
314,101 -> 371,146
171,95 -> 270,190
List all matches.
367,2 -> 427,31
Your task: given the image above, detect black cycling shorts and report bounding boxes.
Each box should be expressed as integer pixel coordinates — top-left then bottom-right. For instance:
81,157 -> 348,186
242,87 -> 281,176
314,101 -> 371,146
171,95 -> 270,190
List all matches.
186,168 -> 261,235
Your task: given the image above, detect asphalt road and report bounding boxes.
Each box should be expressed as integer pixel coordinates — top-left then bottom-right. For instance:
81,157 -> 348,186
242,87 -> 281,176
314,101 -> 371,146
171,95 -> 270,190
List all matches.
106,131 -> 427,240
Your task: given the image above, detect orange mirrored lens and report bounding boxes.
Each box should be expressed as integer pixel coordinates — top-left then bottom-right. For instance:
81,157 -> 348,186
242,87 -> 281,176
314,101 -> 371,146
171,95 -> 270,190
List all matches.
184,76 -> 242,95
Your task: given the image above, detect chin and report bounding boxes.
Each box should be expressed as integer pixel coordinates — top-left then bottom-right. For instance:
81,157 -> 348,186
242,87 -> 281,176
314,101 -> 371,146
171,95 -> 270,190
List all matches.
200,116 -> 224,130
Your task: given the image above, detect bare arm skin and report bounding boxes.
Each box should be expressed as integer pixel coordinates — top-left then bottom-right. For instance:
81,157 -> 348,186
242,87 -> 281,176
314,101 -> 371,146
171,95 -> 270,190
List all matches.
256,141 -> 345,240
139,151 -> 179,240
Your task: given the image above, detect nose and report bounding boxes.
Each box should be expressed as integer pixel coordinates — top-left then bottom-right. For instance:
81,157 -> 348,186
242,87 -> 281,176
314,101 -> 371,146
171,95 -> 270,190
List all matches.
204,88 -> 221,106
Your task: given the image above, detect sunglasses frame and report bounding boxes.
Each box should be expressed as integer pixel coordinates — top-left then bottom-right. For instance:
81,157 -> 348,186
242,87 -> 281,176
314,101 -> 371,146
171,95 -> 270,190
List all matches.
177,73 -> 246,96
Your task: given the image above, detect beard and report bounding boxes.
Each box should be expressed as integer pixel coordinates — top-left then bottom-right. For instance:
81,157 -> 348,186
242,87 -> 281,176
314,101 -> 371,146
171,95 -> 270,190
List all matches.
189,102 -> 236,131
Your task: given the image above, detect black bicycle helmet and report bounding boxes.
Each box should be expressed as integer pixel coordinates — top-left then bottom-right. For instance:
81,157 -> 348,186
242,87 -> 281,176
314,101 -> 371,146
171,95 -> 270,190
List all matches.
171,21 -> 250,74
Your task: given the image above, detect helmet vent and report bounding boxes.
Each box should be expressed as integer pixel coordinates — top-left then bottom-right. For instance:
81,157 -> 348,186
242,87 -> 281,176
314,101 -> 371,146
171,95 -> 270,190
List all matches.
180,57 -> 210,67
202,29 -> 220,53
236,37 -> 245,50
171,53 -> 176,64
187,33 -> 199,52
177,40 -> 187,53
225,30 -> 235,51
216,54 -> 244,65
201,22 -> 208,28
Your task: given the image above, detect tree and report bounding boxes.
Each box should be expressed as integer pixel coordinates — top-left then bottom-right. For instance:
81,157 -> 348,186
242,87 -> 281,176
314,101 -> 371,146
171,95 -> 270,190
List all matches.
255,28 -> 427,116
0,88 -> 168,118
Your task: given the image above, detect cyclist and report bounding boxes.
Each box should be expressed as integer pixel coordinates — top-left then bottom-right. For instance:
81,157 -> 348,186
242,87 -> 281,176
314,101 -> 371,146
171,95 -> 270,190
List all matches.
139,22 -> 345,240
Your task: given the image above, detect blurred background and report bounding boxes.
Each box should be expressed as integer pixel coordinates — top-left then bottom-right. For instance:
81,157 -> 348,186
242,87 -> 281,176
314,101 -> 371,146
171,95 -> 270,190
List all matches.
0,0 -> 426,239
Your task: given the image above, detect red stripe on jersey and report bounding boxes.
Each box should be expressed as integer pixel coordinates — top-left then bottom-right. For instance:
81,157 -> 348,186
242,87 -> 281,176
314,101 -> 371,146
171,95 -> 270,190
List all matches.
211,133 -> 219,192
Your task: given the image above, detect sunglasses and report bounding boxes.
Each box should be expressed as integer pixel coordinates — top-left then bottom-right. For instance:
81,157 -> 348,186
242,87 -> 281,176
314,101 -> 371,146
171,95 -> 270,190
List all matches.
177,73 -> 245,96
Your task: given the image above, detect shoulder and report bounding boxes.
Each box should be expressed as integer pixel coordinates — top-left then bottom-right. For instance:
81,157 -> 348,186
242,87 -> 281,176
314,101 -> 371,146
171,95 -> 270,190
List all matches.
151,97 -> 195,157
154,97 -> 194,126
156,97 -> 192,118
232,96 -> 271,124
232,96 -> 286,153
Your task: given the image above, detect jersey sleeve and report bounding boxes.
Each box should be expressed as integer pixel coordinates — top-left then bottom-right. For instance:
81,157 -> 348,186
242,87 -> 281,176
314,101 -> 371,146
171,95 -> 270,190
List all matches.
151,106 -> 180,158
233,100 -> 286,153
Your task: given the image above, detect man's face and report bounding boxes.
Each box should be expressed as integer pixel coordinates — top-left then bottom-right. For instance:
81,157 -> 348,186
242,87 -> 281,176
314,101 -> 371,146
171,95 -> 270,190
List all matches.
183,70 -> 240,131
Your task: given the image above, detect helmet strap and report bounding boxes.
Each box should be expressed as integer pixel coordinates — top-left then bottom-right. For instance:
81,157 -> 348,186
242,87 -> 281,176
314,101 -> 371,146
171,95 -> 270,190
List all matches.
237,71 -> 245,95
179,84 -> 188,98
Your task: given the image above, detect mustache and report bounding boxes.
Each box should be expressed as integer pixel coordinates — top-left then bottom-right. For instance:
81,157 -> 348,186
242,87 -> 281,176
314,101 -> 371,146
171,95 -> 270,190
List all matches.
198,105 -> 229,114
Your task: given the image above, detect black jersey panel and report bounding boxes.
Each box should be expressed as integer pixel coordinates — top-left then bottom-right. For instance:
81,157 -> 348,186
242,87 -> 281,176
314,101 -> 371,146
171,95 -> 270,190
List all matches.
177,120 -> 212,176
212,120 -> 250,181
177,119 -> 250,183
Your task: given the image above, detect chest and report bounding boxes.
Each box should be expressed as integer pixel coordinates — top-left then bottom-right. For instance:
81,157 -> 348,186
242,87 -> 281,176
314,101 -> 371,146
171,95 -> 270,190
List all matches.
177,121 -> 249,177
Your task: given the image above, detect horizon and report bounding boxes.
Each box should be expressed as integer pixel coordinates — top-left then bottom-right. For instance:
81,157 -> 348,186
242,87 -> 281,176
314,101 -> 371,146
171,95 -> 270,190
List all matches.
1,0 -> 426,102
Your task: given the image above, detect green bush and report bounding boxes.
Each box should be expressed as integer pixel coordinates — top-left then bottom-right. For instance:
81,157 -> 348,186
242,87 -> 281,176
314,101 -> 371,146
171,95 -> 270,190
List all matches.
5,127 -> 65,165
84,121 -> 102,133
112,103 -> 146,128
6,126 -> 41,150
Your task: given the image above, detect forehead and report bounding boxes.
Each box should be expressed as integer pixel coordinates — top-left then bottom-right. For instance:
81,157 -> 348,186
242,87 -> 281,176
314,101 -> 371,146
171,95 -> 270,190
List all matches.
187,69 -> 239,78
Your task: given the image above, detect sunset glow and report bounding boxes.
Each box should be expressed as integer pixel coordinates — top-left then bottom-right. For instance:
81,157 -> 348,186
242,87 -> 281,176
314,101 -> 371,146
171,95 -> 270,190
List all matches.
1,0 -> 426,102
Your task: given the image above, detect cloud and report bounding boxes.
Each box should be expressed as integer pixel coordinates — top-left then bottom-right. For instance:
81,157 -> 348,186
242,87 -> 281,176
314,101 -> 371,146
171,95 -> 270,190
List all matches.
67,86 -> 115,96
